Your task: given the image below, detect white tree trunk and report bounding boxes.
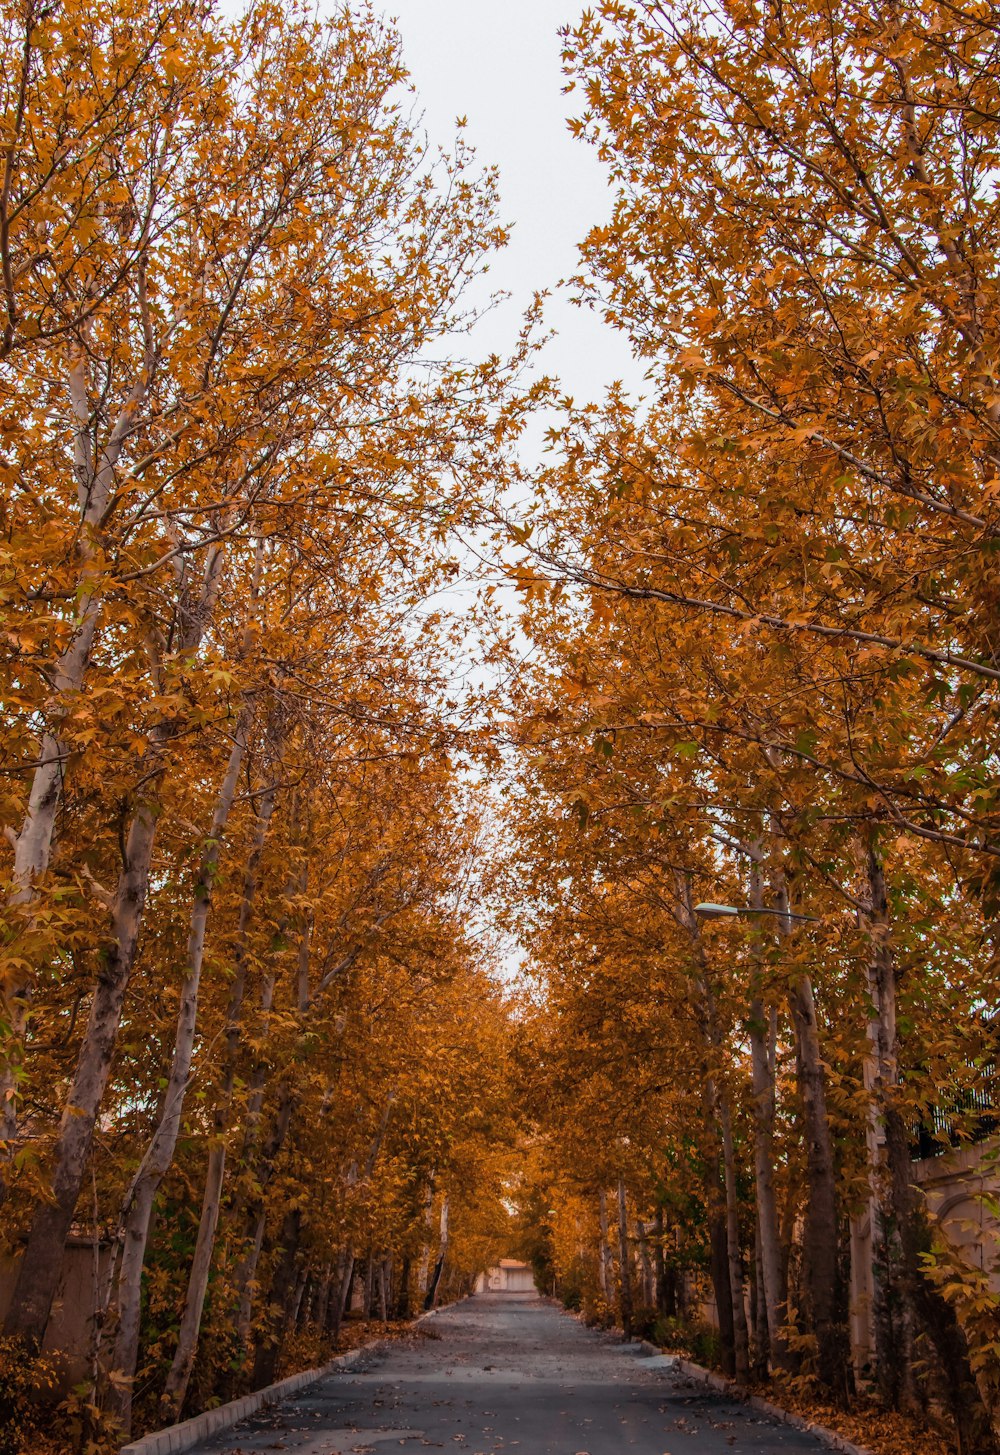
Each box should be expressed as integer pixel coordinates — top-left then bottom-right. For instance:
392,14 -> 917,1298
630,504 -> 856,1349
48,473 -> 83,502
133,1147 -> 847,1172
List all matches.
1,351 -> 148,1161
107,706 -> 256,1431
4,542 -> 228,1349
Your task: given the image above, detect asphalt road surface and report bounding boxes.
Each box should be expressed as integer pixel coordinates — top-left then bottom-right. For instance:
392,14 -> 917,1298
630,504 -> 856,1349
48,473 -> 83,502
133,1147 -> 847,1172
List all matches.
184,1292 -> 832,1455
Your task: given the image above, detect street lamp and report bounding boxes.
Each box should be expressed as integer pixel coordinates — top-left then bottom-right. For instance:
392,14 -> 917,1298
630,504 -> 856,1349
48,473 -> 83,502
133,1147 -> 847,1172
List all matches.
693,901 -> 819,924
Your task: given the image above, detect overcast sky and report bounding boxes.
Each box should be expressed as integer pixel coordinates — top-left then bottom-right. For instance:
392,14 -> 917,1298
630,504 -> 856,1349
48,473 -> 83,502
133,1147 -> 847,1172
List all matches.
389,0 -> 642,405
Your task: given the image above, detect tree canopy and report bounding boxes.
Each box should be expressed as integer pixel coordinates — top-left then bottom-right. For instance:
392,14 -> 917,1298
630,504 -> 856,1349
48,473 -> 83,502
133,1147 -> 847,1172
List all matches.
3,4 -> 1000,1455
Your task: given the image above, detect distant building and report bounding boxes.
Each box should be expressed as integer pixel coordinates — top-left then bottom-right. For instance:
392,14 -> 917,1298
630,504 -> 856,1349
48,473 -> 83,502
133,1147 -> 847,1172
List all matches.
475,1259 -> 536,1294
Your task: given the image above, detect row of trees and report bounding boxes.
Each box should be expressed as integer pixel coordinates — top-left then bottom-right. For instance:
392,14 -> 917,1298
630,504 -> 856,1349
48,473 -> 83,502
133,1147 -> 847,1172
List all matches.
503,3 -> 1000,1454
0,1 -> 519,1444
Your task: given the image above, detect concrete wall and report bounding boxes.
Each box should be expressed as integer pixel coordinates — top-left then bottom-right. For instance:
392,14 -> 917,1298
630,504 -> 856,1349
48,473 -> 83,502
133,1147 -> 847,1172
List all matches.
848,1136 -> 1000,1377
0,1239 -> 111,1390
915,1135 -> 1000,1284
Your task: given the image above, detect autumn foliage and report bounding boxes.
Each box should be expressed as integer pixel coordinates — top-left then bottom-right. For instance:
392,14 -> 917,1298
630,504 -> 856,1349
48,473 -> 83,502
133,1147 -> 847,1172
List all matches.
0,0 -> 521,1445
501,3 -> 1000,1454
5,2 -> 1000,1455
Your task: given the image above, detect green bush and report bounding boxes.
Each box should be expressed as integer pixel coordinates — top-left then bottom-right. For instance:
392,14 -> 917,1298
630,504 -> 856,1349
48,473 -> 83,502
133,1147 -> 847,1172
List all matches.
560,1284 -> 582,1312
638,1314 -> 723,1370
630,1305 -> 660,1342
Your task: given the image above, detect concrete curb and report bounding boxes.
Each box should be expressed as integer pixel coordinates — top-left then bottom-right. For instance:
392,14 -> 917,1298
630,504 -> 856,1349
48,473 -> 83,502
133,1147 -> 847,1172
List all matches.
555,1308 -> 875,1455
671,1355 -> 877,1455
118,1345 -> 378,1455
118,1345 -> 370,1455
118,1303 -> 457,1455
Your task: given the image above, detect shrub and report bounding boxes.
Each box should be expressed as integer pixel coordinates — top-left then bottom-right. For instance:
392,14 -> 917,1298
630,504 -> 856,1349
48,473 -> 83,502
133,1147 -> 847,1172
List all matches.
0,1338 -> 55,1455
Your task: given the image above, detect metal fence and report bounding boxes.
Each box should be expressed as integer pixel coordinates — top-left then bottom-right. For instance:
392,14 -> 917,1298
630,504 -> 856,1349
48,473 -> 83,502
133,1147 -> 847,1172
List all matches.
911,1075 -> 998,1161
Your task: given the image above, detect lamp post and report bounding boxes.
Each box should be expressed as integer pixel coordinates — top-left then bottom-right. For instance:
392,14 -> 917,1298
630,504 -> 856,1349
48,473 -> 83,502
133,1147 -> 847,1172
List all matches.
693,901 -> 819,924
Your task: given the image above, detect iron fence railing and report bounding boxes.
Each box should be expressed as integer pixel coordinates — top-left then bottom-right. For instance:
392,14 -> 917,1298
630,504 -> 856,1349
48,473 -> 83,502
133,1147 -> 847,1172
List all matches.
911,1077 -> 998,1161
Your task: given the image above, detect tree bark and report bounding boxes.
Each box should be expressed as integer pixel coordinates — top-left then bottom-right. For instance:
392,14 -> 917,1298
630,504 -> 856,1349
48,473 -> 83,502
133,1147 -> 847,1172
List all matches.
1,351 -> 149,1166
395,1255 -> 412,1320
653,1206 -> 677,1318
617,1178 -> 634,1340
752,1215 -> 767,1379
675,872 -> 749,1381
598,1187 -> 612,1300
748,857 -> 789,1372
108,705 -> 257,1431
865,839 -> 984,1441
636,1218 -> 654,1308
715,1086 -> 750,1382
314,1266 -> 333,1332
231,1085 -> 295,1360
788,968 -> 843,1393
158,786 -> 295,1419
706,1165 -> 736,1378
333,1249 -> 355,1338
158,1139 -> 226,1424
251,1207 -> 302,1390
863,838 -> 912,1404
378,1259 -> 390,1322
4,793 -> 159,1348
423,1193 -> 449,1311
4,542 -> 227,1350
417,1177 -> 435,1296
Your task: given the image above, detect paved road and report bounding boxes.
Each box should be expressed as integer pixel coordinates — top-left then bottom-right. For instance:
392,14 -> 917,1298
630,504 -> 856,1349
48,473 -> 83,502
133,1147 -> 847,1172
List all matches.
186,1292 -> 830,1455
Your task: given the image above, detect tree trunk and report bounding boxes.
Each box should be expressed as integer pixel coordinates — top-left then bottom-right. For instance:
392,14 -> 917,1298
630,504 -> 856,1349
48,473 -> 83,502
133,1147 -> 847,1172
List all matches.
616,1178 -> 634,1340
289,1263 -> 308,1331
333,1249 -> 355,1338
231,1085 -> 295,1360
377,1259 -> 389,1322
706,1169 -> 736,1377
172,923 -> 329,1369
636,1219 -> 654,1308
715,1083 -> 750,1382
748,857 -> 789,1372
752,1215 -> 767,1378
866,841 -> 986,1443
251,1207 -> 302,1390
598,1187 -> 611,1300
396,1255 -> 412,1320
417,1178 -> 435,1296
158,1139 -> 226,1424
788,969 -> 843,1393
4,536 -> 228,1349
161,824 -> 295,1418
748,995 -> 788,1371
314,1266 -> 333,1332
4,793 -> 159,1349
1,649 -> 98,1157
675,872 -> 749,1378
653,1207 -> 676,1318
108,708 -> 257,1431
863,839 -> 913,1405
423,1193 -> 449,1311
1,352 -> 147,1168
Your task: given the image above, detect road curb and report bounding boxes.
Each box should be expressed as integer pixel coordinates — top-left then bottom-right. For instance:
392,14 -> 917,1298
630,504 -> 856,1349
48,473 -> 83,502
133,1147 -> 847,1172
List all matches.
117,1345 -> 375,1455
552,1306 -> 874,1455
118,1305 -> 454,1455
672,1355 -> 876,1455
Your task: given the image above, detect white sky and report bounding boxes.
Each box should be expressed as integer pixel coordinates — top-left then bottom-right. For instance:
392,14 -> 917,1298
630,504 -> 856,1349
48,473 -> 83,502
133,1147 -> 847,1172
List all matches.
388,0 -> 643,405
